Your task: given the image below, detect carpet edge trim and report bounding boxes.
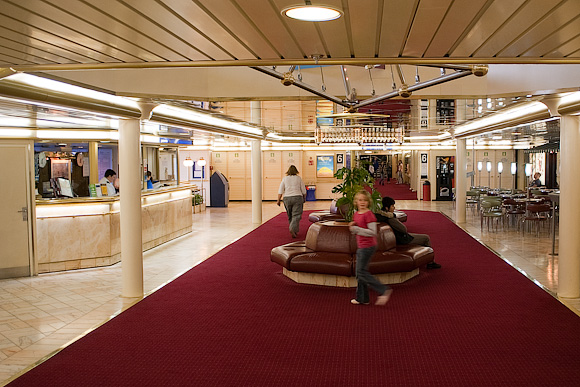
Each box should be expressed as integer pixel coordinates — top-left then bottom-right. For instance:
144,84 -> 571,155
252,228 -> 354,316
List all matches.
437,211 -> 567,304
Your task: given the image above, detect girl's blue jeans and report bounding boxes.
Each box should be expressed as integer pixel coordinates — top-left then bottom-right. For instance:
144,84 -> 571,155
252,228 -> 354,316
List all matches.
355,246 -> 389,303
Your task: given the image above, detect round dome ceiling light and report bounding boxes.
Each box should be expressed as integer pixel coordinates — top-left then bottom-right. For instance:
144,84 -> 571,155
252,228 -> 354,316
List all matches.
282,5 -> 342,21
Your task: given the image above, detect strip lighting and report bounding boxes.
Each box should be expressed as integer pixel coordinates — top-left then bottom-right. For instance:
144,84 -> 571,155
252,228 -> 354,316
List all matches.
2,74 -> 265,140
0,128 -> 35,137
1,127 -> 162,144
36,116 -> 117,128
8,73 -> 139,110
454,101 -> 547,135
36,130 -> 119,141
154,104 -> 264,137
560,90 -> 580,106
266,132 -> 315,141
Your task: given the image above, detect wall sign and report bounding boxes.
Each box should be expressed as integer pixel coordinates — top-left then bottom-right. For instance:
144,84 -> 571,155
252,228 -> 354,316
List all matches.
420,99 -> 428,129
420,153 -> 428,179
336,153 -> 344,166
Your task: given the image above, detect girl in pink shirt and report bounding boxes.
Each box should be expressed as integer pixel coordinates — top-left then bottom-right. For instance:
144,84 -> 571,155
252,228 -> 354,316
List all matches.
348,191 -> 392,306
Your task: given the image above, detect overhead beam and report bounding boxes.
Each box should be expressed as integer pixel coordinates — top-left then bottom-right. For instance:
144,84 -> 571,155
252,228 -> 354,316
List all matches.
396,65 -> 406,85
7,57 -> 580,73
351,70 -> 473,110
251,66 -> 350,108
340,65 -> 353,102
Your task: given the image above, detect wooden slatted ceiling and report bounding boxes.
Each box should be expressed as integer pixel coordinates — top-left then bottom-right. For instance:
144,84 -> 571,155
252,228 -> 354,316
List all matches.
42,0 -> 182,62
0,0 -> 580,68
500,1 -> 580,57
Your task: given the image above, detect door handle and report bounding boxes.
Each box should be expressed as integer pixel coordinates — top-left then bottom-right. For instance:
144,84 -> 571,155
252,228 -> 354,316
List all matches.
17,207 -> 28,221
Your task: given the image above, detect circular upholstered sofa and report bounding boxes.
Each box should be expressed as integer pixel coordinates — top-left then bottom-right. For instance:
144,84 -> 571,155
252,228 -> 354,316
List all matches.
270,220 -> 434,287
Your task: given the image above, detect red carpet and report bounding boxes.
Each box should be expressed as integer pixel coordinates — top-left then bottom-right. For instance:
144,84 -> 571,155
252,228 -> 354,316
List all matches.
9,211 -> 580,386
372,179 -> 417,200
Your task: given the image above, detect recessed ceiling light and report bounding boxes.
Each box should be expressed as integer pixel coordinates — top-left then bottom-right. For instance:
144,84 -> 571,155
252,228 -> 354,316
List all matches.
282,5 -> 342,21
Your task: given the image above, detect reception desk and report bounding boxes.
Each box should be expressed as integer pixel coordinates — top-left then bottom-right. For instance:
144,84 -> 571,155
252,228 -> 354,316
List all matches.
35,186 -> 193,273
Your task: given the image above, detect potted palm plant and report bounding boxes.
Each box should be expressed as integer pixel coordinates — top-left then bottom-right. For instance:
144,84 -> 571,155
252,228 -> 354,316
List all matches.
331,161 -> 382,221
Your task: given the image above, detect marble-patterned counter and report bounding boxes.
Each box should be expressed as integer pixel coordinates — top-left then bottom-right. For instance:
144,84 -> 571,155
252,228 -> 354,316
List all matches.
35,186 -> 193,273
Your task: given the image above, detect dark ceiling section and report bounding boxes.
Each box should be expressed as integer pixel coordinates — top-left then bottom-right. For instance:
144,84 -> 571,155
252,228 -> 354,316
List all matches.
358,99 -> 411,127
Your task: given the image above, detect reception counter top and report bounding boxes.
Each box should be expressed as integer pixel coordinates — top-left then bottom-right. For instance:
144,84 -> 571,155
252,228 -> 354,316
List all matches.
36,184 -> 198,205
35,186 -> 194,273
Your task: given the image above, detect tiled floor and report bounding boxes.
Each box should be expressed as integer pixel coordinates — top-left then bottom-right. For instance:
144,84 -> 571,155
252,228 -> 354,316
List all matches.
0,199 -> 577,385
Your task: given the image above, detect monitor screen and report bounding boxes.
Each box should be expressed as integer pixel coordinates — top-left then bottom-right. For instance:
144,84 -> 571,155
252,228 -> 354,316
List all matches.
57,178 -> 74,198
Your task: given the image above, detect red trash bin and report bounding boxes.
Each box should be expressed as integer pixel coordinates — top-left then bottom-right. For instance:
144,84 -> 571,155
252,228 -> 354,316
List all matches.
422,181 -> 431,201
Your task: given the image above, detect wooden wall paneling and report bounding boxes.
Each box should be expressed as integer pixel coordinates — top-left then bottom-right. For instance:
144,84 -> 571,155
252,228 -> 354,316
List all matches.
227,151 -> 247,200
475,149 -> 496,189
301,101 -> 317,132
281,101 -> 301,132
211,151 -> 228,177
244,151 -> 252,200
262,101 -> 282,132
302,151 -> 317,183
263,150 -> 282,200
281,150 -> 302,176
496,149 -> 513,190
224,101 -> 249,122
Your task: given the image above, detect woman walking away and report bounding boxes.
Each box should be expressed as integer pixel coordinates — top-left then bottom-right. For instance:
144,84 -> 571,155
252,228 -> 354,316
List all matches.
396,160 -> 404,184
349,191 -> 393,306
277,165 -> 307,238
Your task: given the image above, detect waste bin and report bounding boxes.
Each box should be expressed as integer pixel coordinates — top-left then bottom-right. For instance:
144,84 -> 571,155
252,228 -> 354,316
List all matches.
306,185 -> 316,201
422,180 -> 431,201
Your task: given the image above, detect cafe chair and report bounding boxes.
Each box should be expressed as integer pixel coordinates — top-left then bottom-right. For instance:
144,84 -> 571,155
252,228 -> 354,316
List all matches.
466,190 -> 480,214
521,203 -> 552,236
480,199 -> 503,231
503,198 -> 526,229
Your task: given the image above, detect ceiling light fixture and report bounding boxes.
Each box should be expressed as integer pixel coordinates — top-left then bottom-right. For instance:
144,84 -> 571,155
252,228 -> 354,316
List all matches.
282,5 -> 342,21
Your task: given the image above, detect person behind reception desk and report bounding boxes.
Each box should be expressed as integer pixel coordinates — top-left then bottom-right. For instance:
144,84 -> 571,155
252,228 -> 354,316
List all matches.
99,169 -> 118,196
146,171 -> 161,189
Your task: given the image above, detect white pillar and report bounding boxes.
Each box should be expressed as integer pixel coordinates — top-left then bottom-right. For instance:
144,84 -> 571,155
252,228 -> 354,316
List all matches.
558,114 -> 580,298
250,101 -> 262,224
455,138 -> 467,223
119,118 -> 144,298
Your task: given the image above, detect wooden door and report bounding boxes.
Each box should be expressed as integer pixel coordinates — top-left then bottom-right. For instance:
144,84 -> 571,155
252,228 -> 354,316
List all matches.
227,151 -> 247,200
0,143 -> 33,278
211,151 -> 228,177
263,151 -> 282,200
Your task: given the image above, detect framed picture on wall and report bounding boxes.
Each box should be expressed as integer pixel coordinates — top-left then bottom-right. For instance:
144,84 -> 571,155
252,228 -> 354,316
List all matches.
50,159 -> 71,180
316,155 -> 334,178
192,161 -> 204,179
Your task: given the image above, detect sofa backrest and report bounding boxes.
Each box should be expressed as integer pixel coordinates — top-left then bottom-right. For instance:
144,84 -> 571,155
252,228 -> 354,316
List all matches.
305,221 -> 397,254
376,223 -> 397,251
329,200 -> 338,214
305,221 -> 357,254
